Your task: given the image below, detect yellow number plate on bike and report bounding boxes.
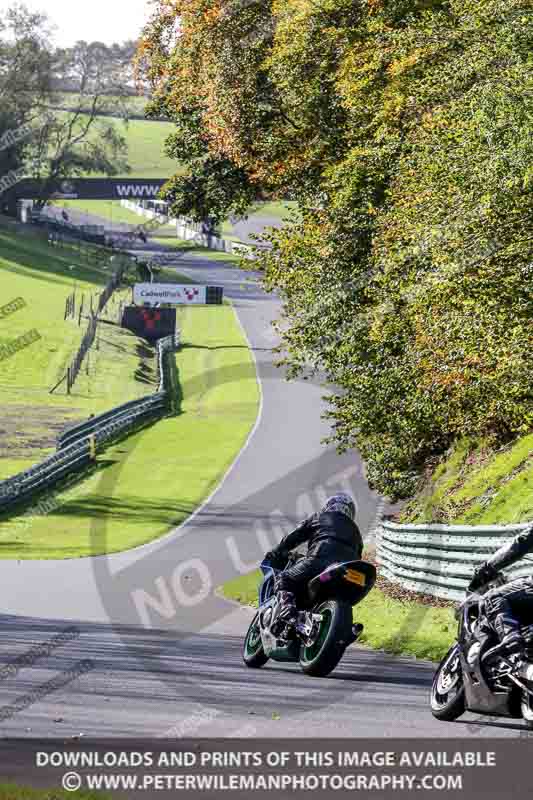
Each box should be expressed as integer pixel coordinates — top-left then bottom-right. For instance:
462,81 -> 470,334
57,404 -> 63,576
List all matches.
344,569 -> 366,586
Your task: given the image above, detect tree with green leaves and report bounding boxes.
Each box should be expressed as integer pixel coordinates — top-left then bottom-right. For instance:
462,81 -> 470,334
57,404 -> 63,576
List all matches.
0,4 -> 52,181
140,0 -> 533,498
0,5 -> 131,210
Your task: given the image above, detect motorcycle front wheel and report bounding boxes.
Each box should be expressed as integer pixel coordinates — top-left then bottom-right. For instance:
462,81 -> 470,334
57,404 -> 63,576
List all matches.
520,692 -> 533,730
430,644 -> 466,721
243,610 -> 269,668
299,599 -> 352,677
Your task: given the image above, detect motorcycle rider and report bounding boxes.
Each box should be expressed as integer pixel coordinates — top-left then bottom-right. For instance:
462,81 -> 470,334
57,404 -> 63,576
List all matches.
265,493 -> 363,633
469,525 -> 533,659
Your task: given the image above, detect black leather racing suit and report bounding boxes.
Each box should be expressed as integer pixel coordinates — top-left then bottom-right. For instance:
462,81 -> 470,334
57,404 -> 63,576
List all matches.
477,526 -> 533,650
272,511 -> 363,603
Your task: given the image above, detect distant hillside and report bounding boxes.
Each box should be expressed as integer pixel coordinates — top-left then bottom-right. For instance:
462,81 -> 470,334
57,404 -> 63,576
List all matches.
50,111 -> 177,178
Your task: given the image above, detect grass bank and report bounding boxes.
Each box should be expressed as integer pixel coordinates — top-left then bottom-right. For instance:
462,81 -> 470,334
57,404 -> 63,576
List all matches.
400,434 -> 533,525
58,90 -> 148,117
0,227 -> 149,478
114,118 -> 176,178
221,569 -> 455,662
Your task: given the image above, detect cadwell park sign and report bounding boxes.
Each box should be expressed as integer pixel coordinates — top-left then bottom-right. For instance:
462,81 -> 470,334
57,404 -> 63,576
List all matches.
134,283 -> 208,305
134,283 -> 224,306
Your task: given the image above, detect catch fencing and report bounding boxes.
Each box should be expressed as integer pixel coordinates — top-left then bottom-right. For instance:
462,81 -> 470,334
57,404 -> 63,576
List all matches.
377,520 -> 533,602
66,314 -> 97,393
0,334 -> 180,514
63,263 -> 125,394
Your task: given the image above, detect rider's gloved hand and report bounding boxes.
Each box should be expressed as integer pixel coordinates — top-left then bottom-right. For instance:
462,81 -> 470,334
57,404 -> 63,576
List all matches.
265,548 -> 287,568
469,563 -> 498,592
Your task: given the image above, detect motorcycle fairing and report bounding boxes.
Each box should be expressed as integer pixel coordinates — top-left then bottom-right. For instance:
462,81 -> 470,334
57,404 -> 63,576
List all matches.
258,560 -> 280,606
458,597 -> 518,717
258,595 -> 300,661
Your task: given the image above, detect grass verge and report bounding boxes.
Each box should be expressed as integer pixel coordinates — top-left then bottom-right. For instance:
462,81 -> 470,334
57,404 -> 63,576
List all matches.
221,569 -> 455,662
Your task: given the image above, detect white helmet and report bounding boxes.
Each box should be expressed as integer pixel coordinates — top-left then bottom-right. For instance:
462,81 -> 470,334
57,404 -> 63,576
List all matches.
322,493 -> 356,521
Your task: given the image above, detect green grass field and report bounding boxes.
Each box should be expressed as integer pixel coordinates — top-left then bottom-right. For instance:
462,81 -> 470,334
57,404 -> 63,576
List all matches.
55,113 -> 176,179
247,200 -> 300,219
95,117 -> 176,178
0,226 -> 151,478
222,570 -> 456,662
0,301 -> 259,559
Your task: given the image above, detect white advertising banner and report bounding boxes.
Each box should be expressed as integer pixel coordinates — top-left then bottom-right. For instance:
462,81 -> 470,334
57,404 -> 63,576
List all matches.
134,283 -> 207,305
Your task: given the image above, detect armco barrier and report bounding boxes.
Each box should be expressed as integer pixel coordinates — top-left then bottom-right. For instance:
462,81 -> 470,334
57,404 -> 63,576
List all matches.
0,334 -> 180,513
57,332 -> 180,449
377,520 -> 533,602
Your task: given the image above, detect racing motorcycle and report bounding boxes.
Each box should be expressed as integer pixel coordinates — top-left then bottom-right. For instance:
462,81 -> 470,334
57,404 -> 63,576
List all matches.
242,552 -> 376,677
431,571 -> 533,727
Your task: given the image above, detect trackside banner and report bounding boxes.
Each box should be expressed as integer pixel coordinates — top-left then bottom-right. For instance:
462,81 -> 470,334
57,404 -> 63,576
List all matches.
1,739 -> 531,799
8,178 -> 167,200
134,283 -> 207,305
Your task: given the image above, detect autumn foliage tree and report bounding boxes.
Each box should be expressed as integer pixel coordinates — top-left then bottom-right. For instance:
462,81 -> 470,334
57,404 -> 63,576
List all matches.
139,0 -> 533,498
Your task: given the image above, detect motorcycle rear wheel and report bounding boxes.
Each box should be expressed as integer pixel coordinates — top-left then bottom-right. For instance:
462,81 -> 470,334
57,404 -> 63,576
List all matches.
299,600 -> 352,677
431,644 -> 466,721
243,611 -> 269,668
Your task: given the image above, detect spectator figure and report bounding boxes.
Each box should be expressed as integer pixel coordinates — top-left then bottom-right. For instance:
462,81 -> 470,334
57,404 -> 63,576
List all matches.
138,228 -> 147,244
62,209 -> 69,224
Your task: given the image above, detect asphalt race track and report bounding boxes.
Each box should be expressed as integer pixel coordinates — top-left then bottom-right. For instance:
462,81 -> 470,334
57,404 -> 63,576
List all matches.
0,250 -> 525,739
